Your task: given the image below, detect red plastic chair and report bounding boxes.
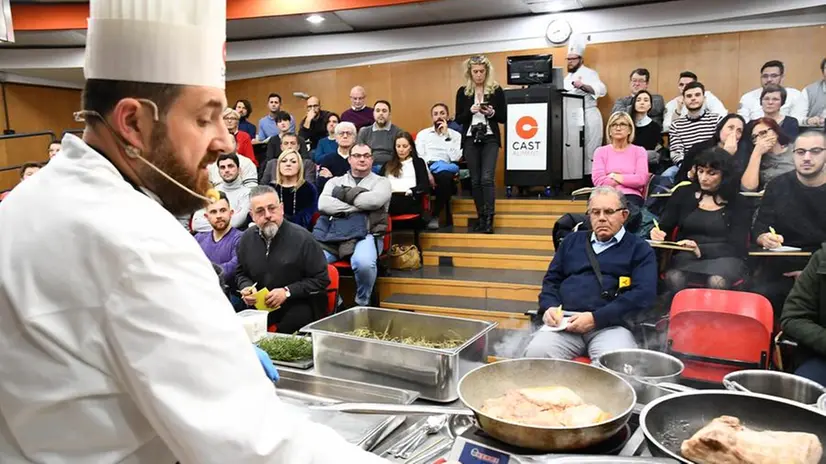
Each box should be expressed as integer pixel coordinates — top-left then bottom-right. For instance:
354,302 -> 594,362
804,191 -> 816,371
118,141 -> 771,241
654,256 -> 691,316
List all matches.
326,264 -> 340,315
389,194 -> 430,251
666,289 -> 773,383
332,217 -> 392,306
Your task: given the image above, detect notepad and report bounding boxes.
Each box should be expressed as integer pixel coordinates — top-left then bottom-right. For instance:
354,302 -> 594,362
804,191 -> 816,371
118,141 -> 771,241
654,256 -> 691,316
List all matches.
740,190 -> 765,198
253,288 -> 272,311
646,240 -> 695,251
769,246 -> 803,252
539,318 -> 570,332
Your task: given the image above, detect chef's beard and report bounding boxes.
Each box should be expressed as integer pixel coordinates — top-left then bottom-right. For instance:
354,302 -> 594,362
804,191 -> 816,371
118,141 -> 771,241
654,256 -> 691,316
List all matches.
260,221 -> 279,240
138,122 -> 219,216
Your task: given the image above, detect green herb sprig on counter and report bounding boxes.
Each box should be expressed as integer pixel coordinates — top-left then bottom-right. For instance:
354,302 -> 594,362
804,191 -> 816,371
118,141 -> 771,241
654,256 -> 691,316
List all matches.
257,335 -> 313,362
345,327 -> 465,349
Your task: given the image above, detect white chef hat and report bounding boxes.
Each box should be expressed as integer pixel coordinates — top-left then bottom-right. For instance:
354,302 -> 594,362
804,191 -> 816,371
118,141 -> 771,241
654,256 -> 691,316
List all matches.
567,34 -> 587,58
84,0 -> 226,89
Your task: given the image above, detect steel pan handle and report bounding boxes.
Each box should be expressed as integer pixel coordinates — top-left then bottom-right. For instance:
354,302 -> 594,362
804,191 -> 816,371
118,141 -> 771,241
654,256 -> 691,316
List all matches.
309,402 -> 474,416
722,379 -> 751,393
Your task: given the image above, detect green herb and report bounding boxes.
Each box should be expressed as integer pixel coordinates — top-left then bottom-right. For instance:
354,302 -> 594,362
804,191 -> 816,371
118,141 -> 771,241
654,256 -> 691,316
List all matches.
257,335 -> 313,362
345,328 -> 465,349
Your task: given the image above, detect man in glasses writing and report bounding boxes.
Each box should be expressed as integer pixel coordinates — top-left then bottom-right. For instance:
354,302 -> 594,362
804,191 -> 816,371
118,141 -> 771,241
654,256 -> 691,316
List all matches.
752,131 -> 826,322
524,186 -> 657,361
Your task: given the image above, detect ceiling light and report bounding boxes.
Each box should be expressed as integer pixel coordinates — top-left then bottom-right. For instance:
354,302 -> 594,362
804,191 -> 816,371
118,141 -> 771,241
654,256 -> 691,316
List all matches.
306,14 -> 325,25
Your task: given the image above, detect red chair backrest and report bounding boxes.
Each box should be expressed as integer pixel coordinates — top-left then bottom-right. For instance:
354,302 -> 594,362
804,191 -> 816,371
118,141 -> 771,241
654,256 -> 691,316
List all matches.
310,212 -> 321,230
326,264 -> 339,315
383,215 -> 393,253
667,289 -> 773,383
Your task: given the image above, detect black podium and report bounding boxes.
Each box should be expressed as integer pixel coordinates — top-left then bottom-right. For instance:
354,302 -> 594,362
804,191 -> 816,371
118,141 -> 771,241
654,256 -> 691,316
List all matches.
503,84 -> 585,197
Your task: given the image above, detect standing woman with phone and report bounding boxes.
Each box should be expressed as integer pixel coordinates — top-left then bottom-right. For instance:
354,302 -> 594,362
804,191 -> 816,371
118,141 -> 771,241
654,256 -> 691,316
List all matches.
455,55 -> 507,234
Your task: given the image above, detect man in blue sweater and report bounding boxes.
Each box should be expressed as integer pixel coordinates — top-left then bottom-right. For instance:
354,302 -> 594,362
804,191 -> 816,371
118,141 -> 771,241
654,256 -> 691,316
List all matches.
524,187 -> 657,360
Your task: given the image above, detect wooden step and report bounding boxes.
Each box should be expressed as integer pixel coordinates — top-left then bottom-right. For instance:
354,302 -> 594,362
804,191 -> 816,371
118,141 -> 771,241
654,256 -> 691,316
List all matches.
423,246 -> 553,271
452,212 -> 561,229
377,266 -> 543,304
380,294 -> 535,330
452,198 -> 586,215
420,227 -> 554,251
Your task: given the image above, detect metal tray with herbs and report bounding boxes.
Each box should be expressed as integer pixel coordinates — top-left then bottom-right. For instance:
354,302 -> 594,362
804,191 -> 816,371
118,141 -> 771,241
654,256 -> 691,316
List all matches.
257,333 -> 314,369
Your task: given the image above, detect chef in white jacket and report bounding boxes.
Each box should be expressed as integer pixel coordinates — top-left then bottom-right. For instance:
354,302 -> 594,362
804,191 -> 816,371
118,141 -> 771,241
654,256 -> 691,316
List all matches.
0,1 -> 387,463
564,34 -> 607,177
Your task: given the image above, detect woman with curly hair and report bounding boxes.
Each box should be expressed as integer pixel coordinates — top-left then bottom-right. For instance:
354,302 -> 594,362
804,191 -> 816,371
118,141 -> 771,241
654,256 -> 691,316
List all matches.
651,147 -> 752,292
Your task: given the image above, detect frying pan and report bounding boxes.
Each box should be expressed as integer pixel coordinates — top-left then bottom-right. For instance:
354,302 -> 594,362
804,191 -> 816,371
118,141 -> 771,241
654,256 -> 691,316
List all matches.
316,358 -> 637,452
640,390 -> 826,464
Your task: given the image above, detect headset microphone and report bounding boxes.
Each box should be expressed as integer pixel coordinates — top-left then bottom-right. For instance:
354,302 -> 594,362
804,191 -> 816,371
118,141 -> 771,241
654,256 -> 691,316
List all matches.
74,105 -> 217,204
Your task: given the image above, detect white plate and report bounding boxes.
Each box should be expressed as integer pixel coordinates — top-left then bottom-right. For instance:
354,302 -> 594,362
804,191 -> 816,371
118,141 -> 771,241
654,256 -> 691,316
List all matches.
539,317 -> 570,332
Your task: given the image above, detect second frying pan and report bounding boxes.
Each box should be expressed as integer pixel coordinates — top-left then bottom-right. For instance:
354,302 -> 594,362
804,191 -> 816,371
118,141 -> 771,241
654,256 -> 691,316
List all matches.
640,390 -> 826,463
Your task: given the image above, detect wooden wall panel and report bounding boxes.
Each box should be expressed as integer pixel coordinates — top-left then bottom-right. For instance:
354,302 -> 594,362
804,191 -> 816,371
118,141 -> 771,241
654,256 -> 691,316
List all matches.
655,33 -> 742,113
0,85 -> 9,190
0,83 -> 82,191
736,26 -> 826,101
227,25 -> 826,137
225,25 -> 826,189
4,25 -> 824,192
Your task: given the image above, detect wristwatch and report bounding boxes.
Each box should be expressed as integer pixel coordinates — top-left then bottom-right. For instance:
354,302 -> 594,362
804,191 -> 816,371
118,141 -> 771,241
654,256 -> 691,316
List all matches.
284,287 -> 291,299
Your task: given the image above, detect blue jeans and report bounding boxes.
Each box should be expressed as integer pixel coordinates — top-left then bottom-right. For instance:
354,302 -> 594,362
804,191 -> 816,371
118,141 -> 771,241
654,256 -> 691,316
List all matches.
324,235 -> 384,306
795,357 -> 826,386
661,163 -> 681,183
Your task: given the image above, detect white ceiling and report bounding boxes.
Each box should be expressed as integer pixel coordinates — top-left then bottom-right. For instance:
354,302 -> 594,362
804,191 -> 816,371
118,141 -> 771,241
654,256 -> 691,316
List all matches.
3,0 -> 825,89
4,0 -> 667,46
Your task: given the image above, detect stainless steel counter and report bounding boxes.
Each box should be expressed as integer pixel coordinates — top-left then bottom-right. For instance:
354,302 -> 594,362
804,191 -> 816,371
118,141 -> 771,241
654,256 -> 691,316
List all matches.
274,367 -> 418,450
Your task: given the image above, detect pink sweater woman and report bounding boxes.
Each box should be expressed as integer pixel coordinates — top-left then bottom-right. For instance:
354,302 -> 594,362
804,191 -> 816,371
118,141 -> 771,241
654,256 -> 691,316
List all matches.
591,111 -> 649,206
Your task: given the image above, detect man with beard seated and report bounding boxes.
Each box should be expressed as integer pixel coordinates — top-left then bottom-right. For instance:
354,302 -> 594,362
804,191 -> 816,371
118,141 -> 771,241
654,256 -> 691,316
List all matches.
236,186 -> 330,333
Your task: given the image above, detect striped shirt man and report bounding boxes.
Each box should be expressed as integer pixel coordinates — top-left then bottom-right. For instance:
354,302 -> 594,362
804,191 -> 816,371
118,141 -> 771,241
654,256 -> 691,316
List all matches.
668,110 -> 721,164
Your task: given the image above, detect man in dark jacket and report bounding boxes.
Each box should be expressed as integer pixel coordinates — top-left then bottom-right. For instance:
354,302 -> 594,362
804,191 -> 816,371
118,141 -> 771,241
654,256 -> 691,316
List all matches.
237,185 -> 330,332
781,243 -> 826,385
299,96 -> 331,151
524,187 -> 657,360
752,131 -> 826,322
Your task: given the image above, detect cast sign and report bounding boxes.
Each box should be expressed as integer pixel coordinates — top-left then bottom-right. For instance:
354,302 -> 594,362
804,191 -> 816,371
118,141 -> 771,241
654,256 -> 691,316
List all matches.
506,103 -> 548,171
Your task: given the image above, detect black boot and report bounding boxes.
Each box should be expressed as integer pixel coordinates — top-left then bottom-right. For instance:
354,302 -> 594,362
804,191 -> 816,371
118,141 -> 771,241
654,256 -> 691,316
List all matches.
472,214 -> 485,232
483,214 -> 495,234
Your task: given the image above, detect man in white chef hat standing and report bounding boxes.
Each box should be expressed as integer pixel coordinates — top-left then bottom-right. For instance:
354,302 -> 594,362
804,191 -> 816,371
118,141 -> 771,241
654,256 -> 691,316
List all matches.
0,1 -> 388,463
564,34 -> 607,180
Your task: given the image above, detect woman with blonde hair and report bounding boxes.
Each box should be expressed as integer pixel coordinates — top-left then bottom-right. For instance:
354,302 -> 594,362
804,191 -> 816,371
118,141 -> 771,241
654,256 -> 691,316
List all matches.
455,55 -> 507,234
270,149 -> 318,230
591,111 -> 649,231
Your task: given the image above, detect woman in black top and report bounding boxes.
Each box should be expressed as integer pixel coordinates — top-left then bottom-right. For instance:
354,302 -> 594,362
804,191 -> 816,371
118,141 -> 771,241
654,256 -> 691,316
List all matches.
380,132 -> 431,222
455,55 -> 506,234
270,149 -> 318,230
675,113 -> 746,183
651,147 -> 752,291
630,90 -> 663,154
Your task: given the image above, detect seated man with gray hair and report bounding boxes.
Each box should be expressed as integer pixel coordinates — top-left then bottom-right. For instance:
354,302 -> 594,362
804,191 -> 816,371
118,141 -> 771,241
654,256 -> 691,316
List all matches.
524,186 -> 657,360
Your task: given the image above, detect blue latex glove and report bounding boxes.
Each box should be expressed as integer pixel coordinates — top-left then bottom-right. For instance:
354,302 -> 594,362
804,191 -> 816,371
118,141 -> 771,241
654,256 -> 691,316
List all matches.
254,346 -> 280,383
